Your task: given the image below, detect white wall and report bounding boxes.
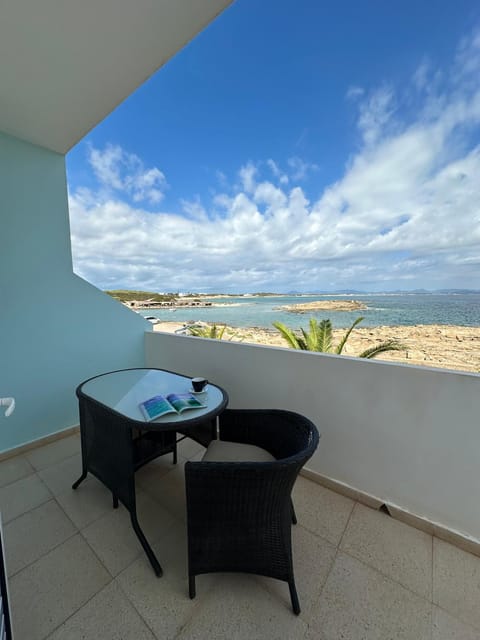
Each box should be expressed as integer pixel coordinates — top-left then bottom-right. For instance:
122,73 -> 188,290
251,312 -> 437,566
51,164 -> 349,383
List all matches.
0,132 -> 150,451
146,331 -> 480,541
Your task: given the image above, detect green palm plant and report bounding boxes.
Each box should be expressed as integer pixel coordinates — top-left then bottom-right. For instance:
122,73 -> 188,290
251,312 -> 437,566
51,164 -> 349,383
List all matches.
187,323 -> 242,341
272,316 -> 406,358
188,323 -> 227,339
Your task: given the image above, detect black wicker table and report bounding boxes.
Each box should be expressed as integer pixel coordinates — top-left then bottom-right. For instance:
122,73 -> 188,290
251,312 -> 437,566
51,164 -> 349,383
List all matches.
72,368 -> 228,577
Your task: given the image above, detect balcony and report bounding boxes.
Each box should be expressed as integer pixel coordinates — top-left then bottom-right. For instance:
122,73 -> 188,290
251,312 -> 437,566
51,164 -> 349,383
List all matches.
4,2 -> 480,637
2,427 -> 480,639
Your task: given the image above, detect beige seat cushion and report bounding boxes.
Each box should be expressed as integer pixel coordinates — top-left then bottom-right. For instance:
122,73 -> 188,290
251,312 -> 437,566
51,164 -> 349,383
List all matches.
202,439 -> 275,463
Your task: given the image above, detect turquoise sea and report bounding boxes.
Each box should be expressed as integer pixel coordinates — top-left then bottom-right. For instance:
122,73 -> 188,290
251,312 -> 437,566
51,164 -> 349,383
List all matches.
137,293 -> 480,330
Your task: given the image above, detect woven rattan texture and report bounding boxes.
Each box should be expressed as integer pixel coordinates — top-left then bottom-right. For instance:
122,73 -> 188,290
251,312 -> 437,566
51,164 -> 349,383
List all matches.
78,395 -> 177,506
185,409 -> 320,613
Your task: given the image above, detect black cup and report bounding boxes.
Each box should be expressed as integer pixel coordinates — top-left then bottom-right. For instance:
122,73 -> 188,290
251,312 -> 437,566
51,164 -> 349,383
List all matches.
192,377 -> 208,392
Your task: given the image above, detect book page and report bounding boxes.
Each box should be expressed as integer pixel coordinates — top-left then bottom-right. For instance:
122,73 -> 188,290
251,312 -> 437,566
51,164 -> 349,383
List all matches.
140,395 -> 176,421
166,393 -> 205,413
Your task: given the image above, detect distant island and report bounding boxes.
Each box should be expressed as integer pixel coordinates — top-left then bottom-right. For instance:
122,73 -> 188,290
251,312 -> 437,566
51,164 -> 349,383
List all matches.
278,300 -> 367,313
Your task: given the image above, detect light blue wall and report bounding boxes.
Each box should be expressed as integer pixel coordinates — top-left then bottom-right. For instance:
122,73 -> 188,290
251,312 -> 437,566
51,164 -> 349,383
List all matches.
0,132 -> 151,452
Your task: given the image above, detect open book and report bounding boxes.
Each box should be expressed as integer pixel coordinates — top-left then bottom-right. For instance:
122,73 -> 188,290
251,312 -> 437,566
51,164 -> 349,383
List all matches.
139,393 -> 206,421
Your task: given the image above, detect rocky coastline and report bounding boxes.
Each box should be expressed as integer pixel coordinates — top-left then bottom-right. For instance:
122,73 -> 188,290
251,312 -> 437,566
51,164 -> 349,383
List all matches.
153,322 -> 480,373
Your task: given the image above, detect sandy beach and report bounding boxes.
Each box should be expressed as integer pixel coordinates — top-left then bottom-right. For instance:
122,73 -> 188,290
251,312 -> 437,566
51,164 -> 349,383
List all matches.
153,322 -> 480,373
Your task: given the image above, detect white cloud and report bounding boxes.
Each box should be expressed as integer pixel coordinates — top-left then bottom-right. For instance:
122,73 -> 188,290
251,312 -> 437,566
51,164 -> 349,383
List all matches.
254,182 -> 288,211
267,159 -> 289,185
287,156 -> 319,181
346,85 -> 365,100
181,197 -> 209,221
238,162 -> 257,193
215,170 -> 228,187
89,144 -> 167,205
89,145 -> 124,189
413,60 -> 430,91
455,29 -> 480,78
357,86 -> 396,146
266,159 -> 280,177
69,30 -> 480,292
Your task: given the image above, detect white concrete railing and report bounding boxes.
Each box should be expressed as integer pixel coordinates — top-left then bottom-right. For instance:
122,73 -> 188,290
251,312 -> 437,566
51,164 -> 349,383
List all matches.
145,331 -> 480,541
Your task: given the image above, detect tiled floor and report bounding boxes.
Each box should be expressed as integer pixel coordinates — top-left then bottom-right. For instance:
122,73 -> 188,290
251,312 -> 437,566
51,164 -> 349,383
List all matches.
1,434 -> 479,639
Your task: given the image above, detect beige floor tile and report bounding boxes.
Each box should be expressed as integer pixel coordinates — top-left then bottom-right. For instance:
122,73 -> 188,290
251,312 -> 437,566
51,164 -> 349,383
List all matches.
81,505 -> 143,578
135,489 -> 180,539
304,628 -> 329,640
9,534 -> 110,640
0,455 -> 34,488
258,524 -> 336,620
56,475 -> 113,529
0,473 -> 51,523
433,537 -> 480,631
177,574 -> 308,640
135,454 -> 183,487
4,499 -> 76,576
292,476 -> 354,546
340,503 -> 433,599
140,465 -> 187,521
81,491 -> 177,576
116,524 -> 205,640
38,453 -> 82,496
177,437 -> 205,460
312,552 -> 432,640
432,606 -> 480,640
48,581 -> 156,640
149,520 -> 190,579
25,434 -> 81,470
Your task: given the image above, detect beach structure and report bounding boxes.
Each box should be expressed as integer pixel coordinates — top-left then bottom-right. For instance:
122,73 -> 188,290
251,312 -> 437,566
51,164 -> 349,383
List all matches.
1,1 -> 480,638
125,298 -> 212,309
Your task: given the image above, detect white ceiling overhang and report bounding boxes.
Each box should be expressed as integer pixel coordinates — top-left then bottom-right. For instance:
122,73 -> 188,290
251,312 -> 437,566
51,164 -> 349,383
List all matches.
0,0 -> 233,153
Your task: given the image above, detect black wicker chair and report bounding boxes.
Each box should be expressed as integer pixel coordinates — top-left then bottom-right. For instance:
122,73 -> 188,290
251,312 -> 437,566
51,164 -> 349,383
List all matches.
185,408 -> 320,615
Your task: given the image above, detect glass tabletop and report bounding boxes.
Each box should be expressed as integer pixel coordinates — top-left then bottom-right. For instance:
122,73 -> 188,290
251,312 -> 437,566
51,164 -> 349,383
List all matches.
79,368 -> 227,425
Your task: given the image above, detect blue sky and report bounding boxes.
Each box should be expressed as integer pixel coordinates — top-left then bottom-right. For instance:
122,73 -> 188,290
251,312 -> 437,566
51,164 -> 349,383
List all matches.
67,0 -> 480,292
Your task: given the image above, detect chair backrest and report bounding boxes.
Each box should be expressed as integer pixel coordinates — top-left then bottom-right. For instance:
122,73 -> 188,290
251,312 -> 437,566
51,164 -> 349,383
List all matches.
186,409 -> 319,530
218,408 -> 319,464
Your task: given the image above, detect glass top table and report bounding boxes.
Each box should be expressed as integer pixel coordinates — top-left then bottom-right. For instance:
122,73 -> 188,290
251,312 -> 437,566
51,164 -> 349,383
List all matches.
72,368 -> 229,576
80,368 -> 227,425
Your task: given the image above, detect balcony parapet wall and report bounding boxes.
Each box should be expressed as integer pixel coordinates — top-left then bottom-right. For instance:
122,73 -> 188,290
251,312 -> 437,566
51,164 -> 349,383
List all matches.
145,330 -> 480,544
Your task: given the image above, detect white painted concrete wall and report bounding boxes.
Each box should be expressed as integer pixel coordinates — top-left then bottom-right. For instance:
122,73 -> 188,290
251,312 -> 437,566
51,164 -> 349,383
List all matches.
146,331 -> 480,541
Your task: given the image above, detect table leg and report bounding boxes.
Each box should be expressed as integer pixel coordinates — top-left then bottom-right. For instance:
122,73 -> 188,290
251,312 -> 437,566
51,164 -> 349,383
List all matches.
131,512 -> 163,576
72,470 -> 87,490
